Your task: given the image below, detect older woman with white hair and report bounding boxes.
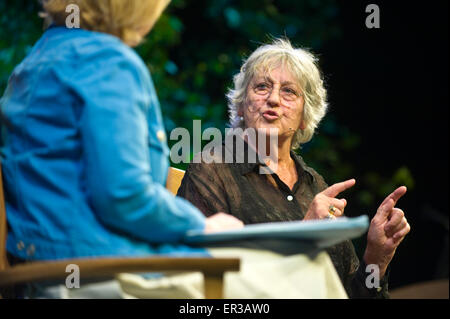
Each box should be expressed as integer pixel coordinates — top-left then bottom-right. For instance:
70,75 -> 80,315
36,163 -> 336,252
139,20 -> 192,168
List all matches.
178,38 -> 411,298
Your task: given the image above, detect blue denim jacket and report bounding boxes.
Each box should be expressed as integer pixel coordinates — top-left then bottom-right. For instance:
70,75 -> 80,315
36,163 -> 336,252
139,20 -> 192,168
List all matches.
0,26 -> 207,260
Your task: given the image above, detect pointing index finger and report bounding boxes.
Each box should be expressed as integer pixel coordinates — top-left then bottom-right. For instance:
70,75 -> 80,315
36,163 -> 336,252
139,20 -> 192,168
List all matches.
381,186 -> 407,207
321,179 -> 356,198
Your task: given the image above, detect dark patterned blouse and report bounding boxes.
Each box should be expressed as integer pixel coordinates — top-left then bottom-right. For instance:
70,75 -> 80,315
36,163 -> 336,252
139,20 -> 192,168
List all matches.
177,138 -> 389,298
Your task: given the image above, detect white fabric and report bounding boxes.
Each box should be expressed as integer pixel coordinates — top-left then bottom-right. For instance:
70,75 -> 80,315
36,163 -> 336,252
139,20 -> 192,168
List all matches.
209,248 -> 347,299
28,248 -> 347,299
116,248 -> 347,299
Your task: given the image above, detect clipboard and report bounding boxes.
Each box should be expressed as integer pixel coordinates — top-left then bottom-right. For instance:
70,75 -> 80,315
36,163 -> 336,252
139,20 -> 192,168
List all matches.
184,215 -> 369,249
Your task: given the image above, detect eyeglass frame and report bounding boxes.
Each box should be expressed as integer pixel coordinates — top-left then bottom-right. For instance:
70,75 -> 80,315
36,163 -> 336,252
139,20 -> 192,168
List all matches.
251,80 -> 304,102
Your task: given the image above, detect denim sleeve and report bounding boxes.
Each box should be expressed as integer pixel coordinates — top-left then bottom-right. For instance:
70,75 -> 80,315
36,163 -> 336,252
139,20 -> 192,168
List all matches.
77,51 -> 206,243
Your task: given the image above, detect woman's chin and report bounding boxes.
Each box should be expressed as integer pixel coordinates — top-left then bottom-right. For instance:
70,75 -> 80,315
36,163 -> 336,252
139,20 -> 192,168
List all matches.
253,125 -> 296,142
250,121 -> 281,132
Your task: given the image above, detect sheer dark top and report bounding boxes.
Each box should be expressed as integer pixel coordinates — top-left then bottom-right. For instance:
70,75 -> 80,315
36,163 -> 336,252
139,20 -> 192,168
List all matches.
177,139 -> 389,298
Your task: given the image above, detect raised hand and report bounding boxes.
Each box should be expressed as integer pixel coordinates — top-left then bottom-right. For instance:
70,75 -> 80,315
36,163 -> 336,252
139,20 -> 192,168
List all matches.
304,179 -> 356,221
363,186 -> 410,278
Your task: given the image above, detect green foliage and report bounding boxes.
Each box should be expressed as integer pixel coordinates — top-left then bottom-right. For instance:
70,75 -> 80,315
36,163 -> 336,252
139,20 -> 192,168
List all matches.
0,1 -> 42,94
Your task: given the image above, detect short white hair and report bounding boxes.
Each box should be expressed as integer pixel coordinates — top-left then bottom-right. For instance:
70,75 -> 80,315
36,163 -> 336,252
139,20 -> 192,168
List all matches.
227,38 -> 328,149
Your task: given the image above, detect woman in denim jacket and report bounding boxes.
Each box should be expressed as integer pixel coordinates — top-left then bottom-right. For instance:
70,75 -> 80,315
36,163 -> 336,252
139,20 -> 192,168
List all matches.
0,0 -> 243,297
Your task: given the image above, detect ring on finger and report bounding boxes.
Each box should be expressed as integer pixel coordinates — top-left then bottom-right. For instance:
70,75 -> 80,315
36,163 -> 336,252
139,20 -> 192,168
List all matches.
328,204 -> 337,215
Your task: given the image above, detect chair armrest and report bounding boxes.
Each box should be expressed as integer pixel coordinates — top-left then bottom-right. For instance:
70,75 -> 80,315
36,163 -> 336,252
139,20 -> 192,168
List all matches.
0,256 -> 240,287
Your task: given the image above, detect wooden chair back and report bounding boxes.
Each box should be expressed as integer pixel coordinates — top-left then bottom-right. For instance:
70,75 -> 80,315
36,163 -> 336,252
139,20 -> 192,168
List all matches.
166,167 -> 185,195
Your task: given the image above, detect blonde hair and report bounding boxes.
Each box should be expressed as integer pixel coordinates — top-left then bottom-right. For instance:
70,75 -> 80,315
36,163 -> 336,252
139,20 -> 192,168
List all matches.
227,38 -> 328,149
40,0 -> 170,46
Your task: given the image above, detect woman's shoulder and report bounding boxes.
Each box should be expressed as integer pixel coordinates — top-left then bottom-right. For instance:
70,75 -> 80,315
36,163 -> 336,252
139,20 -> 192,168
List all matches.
35,26 -> 147,75
184,143 -> 237,179
73,29 -> 145,71
188,146 -> 226,169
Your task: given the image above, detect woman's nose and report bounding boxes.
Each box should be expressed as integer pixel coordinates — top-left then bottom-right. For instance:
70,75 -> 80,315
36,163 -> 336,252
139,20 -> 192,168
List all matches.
267,88 -> 281,107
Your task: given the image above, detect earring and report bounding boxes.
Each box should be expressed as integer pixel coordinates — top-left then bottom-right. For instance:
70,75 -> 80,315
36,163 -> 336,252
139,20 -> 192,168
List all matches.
239,116 -> 244,121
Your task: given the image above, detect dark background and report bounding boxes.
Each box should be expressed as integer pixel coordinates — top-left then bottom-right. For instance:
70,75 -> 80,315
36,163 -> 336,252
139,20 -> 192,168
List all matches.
321,1 -> 449,287
0,0 -> 448,289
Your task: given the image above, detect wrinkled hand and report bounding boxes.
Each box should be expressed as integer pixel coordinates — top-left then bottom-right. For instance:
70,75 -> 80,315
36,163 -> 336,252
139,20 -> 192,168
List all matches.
364,186 -> 411,278
304,179 -> 355,221
204,212 -> 244,233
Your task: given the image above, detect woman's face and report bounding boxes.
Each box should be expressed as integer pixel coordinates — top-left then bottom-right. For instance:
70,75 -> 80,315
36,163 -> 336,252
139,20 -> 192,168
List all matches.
241,65 -> 306,143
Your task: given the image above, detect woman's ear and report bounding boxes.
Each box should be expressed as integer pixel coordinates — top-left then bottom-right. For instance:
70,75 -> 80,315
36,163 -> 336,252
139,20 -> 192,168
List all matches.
299,120 -> 306,130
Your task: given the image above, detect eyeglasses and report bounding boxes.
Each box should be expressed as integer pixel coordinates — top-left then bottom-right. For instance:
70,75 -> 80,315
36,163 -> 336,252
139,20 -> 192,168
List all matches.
253,82 -> 303,102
